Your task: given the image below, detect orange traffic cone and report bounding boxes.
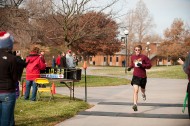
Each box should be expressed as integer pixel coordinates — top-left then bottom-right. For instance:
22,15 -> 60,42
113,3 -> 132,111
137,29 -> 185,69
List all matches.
22,82 -> 26,95
51,83 -> 56,94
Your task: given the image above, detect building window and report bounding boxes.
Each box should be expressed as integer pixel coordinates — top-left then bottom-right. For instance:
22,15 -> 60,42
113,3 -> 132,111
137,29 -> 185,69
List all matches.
90,57 -> 92,61
116,57 -> 119,62
159,58 -> 162,62
110,57 -> 112,62
104,57 -> 106,62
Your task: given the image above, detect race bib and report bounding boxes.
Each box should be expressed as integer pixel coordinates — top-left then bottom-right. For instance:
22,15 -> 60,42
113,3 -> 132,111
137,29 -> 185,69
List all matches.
134,61 -> 142,67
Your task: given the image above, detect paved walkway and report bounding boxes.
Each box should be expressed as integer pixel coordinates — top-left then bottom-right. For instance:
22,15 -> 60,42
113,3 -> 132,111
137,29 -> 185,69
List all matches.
55,68 -> 190,126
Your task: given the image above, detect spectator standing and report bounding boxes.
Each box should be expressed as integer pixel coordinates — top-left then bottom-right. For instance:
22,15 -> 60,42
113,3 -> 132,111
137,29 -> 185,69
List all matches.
66,50 -> 75,79
13,50 -> 27,99
60,52 -> 66,68
66,50 -> 75,68
73,53 -> 78,66
178,52 -> 190,118
56,54 -> 61,68
25,47 -> 46,101
52,56 -> 56,68
0,31 -> 18,126
127,45 -> 152,111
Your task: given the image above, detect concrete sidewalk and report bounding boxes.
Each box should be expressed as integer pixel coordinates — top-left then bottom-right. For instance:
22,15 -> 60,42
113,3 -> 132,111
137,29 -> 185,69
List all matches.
55,78 -> 190,126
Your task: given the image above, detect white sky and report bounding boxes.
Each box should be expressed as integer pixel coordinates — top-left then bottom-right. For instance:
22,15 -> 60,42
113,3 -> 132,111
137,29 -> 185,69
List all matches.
108,0 -> 190,36
54,0 -> 190,36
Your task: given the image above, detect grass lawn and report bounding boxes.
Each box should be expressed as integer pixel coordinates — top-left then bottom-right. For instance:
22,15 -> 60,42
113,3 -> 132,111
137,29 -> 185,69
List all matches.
15,95 -> 90,126
56,75 -> 130,87
88,65 -> 187,79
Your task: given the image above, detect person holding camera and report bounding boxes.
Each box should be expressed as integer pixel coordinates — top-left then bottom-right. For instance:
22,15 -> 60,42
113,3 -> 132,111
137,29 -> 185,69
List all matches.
25,47 -> 46,101
127,45 -> 152,111
13,50 -> 27,99
0,31 -> 18,126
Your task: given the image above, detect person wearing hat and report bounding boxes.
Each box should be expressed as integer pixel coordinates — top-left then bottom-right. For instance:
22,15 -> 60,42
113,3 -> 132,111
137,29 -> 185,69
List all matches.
25,46 -> 46,101
0,31 -> 18,126
66,50 -> 75,68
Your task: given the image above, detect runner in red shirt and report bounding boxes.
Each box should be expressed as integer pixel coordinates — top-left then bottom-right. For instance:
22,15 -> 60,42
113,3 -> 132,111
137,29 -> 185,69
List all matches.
128,45 -> 152,111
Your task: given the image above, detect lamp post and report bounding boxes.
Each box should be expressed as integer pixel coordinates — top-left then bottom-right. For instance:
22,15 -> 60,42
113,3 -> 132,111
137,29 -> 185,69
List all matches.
124,30 -> 129,73
146,42 -> 150,58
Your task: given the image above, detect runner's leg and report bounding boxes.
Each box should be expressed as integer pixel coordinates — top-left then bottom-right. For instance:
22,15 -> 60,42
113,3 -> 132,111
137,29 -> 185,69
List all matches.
133,85 -> 139,105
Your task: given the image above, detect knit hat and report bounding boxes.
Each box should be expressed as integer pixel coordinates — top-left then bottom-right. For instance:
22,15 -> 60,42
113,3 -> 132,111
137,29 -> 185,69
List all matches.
68,50 -> 72,53
0,31 -> 14,49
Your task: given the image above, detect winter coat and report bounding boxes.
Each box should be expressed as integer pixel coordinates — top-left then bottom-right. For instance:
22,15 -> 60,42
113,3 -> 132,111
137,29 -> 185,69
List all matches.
183,52 -> 190,81
56,56 -> 61,66
26,52 -> 46,81
66,54 -> 75,68
15,56 -> 27,81
0,49 -> 18,93
60,56 -> 67,68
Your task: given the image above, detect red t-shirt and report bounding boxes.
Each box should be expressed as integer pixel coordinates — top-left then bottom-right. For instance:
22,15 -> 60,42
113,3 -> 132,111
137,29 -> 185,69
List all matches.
129,54 -> 152,78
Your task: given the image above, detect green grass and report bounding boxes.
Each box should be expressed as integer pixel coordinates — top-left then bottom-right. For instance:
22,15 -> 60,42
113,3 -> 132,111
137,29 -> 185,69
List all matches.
146,65 -> 187,79
75,75 -> 130,86
56,75 -> 130,87
89,65 -> 187,79
15,95 -> 90,126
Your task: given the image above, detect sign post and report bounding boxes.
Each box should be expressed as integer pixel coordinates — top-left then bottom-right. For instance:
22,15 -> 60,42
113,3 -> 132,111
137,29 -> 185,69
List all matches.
83,61 -> 87,102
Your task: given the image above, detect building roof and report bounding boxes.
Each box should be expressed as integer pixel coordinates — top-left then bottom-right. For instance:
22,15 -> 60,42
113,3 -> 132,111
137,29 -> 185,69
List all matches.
115,49 -> 126,55
150,53 -> 157,60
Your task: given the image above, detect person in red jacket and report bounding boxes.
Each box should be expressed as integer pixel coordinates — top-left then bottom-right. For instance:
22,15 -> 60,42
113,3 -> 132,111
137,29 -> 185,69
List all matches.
56,54 -> 61,68
25,47 -> 46,101
127,45 -> 152,111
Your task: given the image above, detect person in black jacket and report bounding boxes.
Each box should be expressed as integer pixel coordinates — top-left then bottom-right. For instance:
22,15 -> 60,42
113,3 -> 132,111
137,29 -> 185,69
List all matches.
0,31 -> 18,126
60,52 -> 66,68
13,50 -> 27,99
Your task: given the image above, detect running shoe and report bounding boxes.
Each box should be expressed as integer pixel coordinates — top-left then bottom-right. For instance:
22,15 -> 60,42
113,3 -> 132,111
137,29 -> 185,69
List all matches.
142,93 -> 146,101
132,104 -> 138,111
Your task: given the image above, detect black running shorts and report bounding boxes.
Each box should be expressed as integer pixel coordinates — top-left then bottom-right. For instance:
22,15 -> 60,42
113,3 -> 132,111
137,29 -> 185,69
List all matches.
131,76 -> 147,89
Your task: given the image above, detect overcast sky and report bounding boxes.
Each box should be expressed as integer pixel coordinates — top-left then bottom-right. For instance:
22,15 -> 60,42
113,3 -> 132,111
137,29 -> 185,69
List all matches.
55,0 -> 190,36
109,0 -> 190,36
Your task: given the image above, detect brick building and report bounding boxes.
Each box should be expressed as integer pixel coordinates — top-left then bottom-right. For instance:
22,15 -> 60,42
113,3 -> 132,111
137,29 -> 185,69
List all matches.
89,42 -> 172,67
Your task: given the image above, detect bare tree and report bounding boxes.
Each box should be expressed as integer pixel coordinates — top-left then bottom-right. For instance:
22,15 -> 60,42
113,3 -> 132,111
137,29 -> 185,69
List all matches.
123,0 -> 155,44
0,0 -> 23,7
41,0 -> 119,49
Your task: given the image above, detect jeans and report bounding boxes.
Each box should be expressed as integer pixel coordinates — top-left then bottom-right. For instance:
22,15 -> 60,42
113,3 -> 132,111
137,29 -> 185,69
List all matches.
24,80 -> 37,101
0,92 -> 16,126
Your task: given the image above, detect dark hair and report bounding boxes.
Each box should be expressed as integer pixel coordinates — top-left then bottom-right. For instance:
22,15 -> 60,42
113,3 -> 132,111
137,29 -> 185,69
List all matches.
12,51 -> 16,55
31,47 -> 40,53
134,45 -> 142,50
